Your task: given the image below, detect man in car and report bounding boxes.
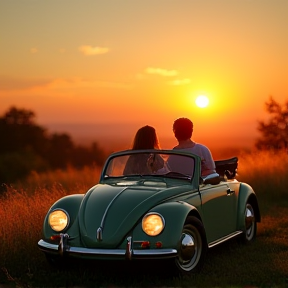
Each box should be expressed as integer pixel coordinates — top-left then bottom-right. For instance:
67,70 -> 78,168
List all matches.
168,117 -> 216,176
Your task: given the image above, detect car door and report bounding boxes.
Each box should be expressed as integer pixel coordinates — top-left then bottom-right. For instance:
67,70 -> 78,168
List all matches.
200,182 -> 237,244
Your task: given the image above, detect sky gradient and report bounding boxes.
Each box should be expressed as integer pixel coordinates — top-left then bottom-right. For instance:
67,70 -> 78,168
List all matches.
1,0 -> 287,155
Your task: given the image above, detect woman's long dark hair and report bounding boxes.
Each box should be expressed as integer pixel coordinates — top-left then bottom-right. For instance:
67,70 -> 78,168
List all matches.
132,125 -> 160,150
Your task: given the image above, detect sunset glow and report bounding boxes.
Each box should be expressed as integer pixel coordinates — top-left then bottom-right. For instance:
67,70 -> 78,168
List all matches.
0,0 -> 287,154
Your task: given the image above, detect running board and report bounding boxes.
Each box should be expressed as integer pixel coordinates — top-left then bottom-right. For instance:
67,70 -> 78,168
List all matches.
208,231 -> 243,248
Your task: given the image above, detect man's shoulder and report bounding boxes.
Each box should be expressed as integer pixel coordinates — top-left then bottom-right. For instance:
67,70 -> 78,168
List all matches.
194,143 -> 213,154
194,143 -> 208,149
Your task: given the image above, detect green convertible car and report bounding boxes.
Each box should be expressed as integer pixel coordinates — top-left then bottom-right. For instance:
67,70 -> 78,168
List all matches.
38,149 -> 261,274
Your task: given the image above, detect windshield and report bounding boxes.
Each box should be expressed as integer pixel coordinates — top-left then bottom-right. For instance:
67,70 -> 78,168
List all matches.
103,151 -> 196,180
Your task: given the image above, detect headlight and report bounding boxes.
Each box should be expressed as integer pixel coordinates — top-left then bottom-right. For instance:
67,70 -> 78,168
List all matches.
48,209 -> 69,232
142,213 -> 165,236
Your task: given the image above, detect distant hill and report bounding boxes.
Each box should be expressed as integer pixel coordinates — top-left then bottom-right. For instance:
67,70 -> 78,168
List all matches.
44,122 -> 253,160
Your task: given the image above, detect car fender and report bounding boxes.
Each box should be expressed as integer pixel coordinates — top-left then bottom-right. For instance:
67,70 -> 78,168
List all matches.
237,183 -> 261,231
132,200 -> 202,249
43,194 -> 84,238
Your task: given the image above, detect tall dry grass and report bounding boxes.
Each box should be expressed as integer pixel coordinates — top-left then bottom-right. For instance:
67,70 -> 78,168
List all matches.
237,150 -> 288,204
20,164 -> 102,192
0,165 -> 102,274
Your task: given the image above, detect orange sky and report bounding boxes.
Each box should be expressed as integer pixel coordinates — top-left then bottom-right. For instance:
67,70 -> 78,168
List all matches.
1,0 -> 287,157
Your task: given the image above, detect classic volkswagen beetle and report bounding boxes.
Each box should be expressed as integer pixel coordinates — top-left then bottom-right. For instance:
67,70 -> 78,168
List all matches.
38,149 -> 260,274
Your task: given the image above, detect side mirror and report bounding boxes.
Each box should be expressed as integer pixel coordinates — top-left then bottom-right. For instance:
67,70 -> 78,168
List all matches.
201,173 -> 220,185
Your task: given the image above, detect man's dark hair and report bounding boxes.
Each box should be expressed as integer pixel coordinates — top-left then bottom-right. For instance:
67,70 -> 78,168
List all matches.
173,118 -> 193,141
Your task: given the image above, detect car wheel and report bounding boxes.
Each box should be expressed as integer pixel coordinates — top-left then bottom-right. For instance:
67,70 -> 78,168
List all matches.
242,202 -> 257,243
175,216 -> 207,274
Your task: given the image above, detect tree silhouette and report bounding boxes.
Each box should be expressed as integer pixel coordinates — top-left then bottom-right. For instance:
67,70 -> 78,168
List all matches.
256,96 -> 288,151
0,106 -> 107,184
72,142 -> 106,168
0,107 -> 49,183
47,133 -> 74,169
0,106 -> 48,155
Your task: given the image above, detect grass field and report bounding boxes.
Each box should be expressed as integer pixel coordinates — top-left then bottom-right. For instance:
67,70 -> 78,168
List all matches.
0,150 -> 288,287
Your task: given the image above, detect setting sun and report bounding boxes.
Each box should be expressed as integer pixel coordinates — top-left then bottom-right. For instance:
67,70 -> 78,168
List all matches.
195,95 -> 209,108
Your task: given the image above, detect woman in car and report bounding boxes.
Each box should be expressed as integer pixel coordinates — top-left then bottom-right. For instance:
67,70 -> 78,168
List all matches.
123,125 -> 164,175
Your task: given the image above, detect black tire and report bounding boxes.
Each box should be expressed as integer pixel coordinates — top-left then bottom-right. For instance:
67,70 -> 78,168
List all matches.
175,216 -> 207,274
241,202 -> 257,243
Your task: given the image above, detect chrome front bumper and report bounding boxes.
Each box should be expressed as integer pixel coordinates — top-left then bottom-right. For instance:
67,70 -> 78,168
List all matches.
38,234 -> 177,260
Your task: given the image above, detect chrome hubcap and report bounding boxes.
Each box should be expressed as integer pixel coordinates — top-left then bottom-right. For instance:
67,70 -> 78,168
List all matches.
179,233 -> 195,263
245,204 -> 255,240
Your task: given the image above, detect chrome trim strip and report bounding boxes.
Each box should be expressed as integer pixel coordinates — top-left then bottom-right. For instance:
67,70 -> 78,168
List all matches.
208,231 -> 243,248
97,187 -> 127,234
133,249 -> 177,256
38,239 -> 177,259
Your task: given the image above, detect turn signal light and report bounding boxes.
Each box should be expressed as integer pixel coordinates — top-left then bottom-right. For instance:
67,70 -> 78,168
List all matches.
141,241 -> 150,248
50,235 -> 61,241
155,241 -> 162,248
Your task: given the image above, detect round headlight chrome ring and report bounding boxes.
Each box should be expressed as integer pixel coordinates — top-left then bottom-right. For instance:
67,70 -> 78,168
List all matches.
142,212 -> 165,236
48,208 -> 70,232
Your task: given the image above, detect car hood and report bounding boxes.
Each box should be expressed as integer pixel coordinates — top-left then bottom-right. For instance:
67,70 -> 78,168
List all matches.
78,182 -> 189,248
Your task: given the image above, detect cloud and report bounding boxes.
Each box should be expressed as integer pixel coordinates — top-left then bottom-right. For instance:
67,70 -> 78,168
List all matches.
78,45 -> 110,55
168,78 -> 191,85
145,67 -> 178,77
0,75 -> 51,91
47,78 -> 131,90
0,76 -> 132,92
140,67 -> 190,85
30,48 -> 38,54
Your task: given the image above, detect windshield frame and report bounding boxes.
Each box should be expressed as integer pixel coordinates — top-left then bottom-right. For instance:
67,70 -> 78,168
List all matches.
99,149 -> 202,184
